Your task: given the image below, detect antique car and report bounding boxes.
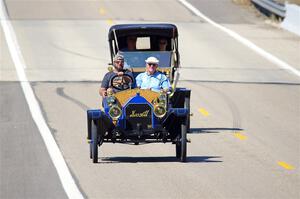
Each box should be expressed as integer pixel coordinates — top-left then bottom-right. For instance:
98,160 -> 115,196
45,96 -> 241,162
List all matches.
87,24 -> 191,163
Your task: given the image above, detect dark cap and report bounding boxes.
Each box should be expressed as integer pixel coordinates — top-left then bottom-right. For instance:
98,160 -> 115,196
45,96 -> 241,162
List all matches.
113,54 -> 124,62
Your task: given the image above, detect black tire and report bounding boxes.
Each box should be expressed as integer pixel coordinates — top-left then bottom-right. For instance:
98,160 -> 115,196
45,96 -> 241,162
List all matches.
89,120 -> 92,159
175,96 -> 189,161
184,96 -> 190,133
180,118 -> 187,162
91,121 -> 98,163
176,142 -> 181,158
89,141 -> 92,159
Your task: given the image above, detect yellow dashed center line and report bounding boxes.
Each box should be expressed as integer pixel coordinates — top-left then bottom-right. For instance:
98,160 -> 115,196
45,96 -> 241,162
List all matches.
278,161 -> 295,170
99,8 -> 106,15
198,108 -> 209,117
106,19 -> 114,25
233,132 -> 247,140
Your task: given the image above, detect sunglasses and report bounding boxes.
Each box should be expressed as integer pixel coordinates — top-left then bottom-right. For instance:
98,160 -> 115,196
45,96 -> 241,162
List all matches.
148,63 -> 157,66
115,60 -> 124,64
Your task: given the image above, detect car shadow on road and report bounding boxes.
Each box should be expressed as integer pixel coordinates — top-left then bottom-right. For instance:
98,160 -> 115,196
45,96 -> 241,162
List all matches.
190,127 -> 243,134
99,156 -> 222,164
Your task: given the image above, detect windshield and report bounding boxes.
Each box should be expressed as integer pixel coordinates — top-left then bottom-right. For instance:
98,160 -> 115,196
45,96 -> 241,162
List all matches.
119,51 -> 172,69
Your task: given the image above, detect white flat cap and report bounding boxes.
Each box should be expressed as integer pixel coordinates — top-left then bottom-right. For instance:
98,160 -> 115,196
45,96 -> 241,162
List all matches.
145,56 -> 159,64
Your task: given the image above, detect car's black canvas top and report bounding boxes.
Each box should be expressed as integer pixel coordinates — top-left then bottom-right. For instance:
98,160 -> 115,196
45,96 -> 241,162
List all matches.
108,24 -> 178,40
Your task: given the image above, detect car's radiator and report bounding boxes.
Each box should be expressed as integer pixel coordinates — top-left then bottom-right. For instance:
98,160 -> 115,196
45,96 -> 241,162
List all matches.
125,103 -> 152,130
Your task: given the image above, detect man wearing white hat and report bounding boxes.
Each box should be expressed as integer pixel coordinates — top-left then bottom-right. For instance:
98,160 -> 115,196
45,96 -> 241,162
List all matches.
135,56 -> 171,92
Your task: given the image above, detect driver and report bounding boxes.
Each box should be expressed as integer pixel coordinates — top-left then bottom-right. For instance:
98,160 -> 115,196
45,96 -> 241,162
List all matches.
99,54 -> 134,97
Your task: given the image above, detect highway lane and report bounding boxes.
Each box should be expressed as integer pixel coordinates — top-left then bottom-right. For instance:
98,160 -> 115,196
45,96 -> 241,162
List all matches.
0,25 -> 17,81
187,0 -> 300,70
1,26 -> 68,198
3,0 -> 299,82
0,82 -> 68,199
32,81 -> 299,198
1,0 -> 300,198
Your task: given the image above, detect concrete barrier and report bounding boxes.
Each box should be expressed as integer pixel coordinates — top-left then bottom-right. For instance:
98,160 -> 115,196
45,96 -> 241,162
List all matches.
281,3 -> 300,36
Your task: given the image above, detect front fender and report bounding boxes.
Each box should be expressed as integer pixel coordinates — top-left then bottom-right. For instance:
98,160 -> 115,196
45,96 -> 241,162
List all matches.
87,109 -> 113,139
169,108 -> 189,117
87,109 -> 103,119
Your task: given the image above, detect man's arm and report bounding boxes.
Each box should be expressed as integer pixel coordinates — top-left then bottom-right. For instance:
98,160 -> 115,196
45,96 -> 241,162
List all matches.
100,73 -> 110,97
160,74 -> 171,91
135,73 -> 142,88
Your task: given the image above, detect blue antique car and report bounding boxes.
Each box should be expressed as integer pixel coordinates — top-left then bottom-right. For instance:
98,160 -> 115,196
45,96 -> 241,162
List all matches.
87,24 -> 191,163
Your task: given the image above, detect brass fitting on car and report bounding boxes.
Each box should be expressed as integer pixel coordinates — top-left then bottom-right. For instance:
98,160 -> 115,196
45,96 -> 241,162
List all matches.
107,88 -> 113,96
153,91 -> 167,118
109,105 -> 122,120
154,104 -> 166,118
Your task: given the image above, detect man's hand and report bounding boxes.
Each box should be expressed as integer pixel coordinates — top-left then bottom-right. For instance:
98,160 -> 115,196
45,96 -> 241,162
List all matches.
99,88 -> 107,97
162,88 -> 169,93
117,71 -> 124,76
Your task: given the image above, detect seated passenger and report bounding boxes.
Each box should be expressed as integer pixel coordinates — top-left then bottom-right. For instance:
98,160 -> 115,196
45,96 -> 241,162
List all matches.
99,54 -> 134,97
135,57 -> 171,92
158,38 -> 168,51
121,36 -> 137,51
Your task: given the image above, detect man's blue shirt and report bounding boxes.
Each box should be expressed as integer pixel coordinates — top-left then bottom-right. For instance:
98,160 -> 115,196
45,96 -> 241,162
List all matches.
136,71 -> 171,92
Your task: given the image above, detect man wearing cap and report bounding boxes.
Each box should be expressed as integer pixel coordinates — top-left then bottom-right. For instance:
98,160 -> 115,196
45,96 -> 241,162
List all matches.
99,54 -> 134,97
135,56 -> 171,92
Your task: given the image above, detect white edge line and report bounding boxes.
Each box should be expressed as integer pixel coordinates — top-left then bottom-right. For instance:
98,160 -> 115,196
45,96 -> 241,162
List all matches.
0,1 -> 84,199
178,0 -> 300,78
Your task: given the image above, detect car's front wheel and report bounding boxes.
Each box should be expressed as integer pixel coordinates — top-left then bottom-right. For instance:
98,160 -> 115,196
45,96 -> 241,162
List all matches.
175,117 -> 187,162
91,121 -> 98,163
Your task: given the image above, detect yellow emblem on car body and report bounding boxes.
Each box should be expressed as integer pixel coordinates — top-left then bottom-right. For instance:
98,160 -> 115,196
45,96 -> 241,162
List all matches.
129,110 -> 150,118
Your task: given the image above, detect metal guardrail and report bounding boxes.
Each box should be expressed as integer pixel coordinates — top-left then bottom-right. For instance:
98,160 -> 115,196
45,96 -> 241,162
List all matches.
251,0 -> 286,18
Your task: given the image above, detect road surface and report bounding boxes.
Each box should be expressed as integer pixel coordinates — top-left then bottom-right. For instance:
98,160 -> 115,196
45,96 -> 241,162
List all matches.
1,0 -> 299,198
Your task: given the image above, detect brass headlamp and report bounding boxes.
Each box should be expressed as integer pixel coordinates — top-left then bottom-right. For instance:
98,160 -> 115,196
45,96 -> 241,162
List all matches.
154,104 -> 166,118
107,96 -> 116,107
153,92 -> 167,118
109,105 -> 122,120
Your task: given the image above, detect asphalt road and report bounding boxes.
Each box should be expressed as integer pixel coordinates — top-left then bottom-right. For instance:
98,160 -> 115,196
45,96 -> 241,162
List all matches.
1,0 -> 299,198
0,82 -> 68,199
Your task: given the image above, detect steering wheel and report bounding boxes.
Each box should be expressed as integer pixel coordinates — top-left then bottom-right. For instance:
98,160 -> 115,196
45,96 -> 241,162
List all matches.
110,73 -> 134,91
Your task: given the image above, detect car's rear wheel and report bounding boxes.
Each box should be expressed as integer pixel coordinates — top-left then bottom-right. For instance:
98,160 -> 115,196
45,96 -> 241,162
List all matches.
176,142 -> 181,158
184,96 -> 190,133
91,121 -> 98,163
175,96 -> 189,162
180,118 -> 187,162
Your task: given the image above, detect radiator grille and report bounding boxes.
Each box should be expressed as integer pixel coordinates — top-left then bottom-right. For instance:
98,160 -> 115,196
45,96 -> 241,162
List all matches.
125,103 -> 152,130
